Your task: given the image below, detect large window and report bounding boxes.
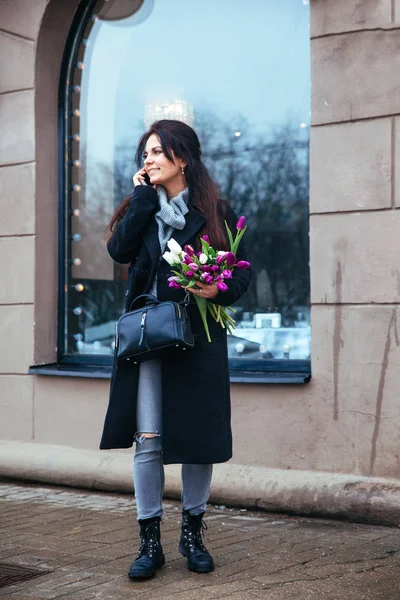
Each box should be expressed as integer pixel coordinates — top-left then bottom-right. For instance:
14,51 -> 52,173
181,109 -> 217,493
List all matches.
60,0 -> 311,379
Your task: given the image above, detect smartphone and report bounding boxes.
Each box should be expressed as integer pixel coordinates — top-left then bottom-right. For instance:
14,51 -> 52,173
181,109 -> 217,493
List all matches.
142,172 -> 152,186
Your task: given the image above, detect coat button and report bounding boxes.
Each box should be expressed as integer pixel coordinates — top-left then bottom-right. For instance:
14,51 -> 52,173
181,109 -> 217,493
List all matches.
125,290 -> 129,297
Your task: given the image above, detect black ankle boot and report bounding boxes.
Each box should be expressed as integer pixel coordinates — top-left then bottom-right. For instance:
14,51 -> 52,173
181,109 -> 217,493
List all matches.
179,510 -> 214,573
128,517 -> 165,580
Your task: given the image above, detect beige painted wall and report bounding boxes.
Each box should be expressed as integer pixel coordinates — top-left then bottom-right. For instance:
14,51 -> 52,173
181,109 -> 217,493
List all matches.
1,0 -> 400,481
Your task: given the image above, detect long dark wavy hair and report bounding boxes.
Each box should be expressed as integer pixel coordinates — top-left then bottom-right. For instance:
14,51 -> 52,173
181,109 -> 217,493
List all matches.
107,119 -> 229,249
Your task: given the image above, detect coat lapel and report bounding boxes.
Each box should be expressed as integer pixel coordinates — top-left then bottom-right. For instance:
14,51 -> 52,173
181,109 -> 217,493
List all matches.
173,207 -> 206,248
143,218 -> 161,268
143,206 -> 206,274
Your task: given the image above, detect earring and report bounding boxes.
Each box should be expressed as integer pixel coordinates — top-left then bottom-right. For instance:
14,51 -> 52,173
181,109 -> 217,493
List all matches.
181,166 -> 185,176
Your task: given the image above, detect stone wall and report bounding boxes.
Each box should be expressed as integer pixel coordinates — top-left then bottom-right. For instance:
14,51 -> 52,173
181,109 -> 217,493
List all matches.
309,0 -> 400,477
0,0 -> 48,442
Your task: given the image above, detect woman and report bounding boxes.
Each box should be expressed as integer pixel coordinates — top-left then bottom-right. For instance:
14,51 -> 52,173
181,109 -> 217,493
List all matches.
100,119 -> 252,580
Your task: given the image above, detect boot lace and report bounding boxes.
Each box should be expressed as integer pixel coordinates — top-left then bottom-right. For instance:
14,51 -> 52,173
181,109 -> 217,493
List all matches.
183,515 -> 208,553
137,521 -> 160,559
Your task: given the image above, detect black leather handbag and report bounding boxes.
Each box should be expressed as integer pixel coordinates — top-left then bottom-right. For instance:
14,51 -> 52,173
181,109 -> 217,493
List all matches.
115,293 -> 194,363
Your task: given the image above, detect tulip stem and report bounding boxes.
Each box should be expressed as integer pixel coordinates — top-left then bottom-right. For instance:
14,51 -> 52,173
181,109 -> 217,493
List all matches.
194,295 -> 211,343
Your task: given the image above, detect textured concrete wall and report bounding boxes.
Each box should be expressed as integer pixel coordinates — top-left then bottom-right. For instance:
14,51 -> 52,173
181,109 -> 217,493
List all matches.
1,0 -> 399,484
0,1 -> 47,443
308,0 -> 400,478
0,0 -> 79,439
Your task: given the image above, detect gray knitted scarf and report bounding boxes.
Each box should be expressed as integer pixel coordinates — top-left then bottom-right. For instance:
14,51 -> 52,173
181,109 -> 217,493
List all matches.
155,185 -> 189,253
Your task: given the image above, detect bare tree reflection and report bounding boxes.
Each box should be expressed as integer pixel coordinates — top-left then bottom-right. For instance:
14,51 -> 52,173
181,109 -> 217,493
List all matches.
195,111 -> 310,323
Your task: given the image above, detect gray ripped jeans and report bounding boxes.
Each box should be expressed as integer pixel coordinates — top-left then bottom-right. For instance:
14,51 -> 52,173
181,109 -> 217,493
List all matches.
134,358 -> 213,520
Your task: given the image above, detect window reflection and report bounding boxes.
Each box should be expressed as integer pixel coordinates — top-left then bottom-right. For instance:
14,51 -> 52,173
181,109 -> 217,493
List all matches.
64,0 -> 310,362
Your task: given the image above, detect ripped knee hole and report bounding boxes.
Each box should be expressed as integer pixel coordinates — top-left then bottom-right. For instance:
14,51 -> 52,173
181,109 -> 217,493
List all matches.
135,432 -> 161,443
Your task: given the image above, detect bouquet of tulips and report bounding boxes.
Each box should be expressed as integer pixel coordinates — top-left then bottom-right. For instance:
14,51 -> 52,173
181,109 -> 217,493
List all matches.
163,216 -> 251,342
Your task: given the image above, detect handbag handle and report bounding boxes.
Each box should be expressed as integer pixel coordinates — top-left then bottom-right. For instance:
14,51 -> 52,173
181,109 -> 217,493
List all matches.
129,294 -> 159,312
129,291 -> 191,312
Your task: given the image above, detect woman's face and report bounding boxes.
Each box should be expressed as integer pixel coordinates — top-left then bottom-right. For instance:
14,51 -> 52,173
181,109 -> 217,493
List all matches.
143,133 -> 186,187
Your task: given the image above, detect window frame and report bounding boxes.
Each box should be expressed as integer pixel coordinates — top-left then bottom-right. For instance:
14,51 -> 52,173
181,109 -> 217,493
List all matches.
52,0 -> 311,383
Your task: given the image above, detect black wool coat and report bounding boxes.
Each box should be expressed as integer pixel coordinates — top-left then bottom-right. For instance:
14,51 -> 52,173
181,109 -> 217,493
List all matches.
99,185 -> 252,464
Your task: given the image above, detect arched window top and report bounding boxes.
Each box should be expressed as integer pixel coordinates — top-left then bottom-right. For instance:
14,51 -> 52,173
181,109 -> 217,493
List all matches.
59,0 -> 311,376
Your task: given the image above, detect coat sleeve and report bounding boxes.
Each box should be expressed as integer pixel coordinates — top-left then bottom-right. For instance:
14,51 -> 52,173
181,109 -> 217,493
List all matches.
107,185 -> 159,264
209,203 -> 253,307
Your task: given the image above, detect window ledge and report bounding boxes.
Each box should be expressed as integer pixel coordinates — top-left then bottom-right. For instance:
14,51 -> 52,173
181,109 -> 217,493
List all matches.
29,364 -> 111,379
29,363 -> 311,384
230,371 -> 311,384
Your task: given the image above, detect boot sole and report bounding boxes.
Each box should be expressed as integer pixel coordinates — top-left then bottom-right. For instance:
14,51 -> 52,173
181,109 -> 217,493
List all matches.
179,543 -> 214,573
128,554 -> 165,580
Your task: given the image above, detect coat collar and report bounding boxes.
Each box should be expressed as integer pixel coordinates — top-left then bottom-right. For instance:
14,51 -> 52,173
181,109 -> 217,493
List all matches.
173,206 -> 206,248
143,206 -> 206,266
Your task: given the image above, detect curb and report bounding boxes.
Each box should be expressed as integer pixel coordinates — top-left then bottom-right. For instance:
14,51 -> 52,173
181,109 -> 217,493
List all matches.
1,441 -> 400,526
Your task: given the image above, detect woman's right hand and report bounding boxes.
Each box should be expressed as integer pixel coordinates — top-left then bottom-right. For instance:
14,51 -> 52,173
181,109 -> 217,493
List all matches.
132,168 -> 149,187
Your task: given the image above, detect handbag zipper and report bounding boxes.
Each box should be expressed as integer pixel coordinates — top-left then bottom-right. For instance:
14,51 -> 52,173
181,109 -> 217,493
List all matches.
139,310 -> 147,347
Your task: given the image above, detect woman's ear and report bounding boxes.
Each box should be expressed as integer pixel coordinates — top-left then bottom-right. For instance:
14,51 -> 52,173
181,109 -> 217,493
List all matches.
180,160 -> 187,169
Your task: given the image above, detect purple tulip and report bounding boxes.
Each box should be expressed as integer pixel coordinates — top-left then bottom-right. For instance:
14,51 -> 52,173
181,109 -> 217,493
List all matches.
183,254 -> 192,265
225,252 -> 237,266
169,281 -> 181,289
236,260 -> 251,270
217,281 -> 228,292
200,273 -> 213,284
216,254 -> 226,265
168,276 -> 180,283
236,216 -> 246,231
211,265 -> 220,272
222,269 -> 232,279
201,265 -> 212,273
184,245 -> 195,256
188,263 -> 199,271
186,271 -> 194,279
201,235 -> 210,243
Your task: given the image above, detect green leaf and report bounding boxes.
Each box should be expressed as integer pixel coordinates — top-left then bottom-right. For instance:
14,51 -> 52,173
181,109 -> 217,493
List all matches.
224,220 -> 234,249
231,226 -> 247,255
201,238 -> 210,252
194,295 -> 212,342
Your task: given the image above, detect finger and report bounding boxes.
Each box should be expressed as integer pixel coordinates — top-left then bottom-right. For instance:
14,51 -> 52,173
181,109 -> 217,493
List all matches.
185,287 -> 202,296
133,172 -> 145,186
194,284 -> 207,294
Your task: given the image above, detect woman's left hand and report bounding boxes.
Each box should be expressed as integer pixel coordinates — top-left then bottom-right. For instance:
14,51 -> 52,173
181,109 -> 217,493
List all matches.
185,281 -> 219,299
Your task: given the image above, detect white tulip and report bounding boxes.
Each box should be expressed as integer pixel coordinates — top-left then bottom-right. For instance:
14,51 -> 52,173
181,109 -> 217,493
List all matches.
163,251 -> 180,265
199,253 -> 208,264
217,251 -> 227,256
167,238 -> 183,255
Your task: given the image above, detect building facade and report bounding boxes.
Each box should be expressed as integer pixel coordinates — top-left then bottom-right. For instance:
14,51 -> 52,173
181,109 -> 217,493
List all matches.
1,0 -> 400,519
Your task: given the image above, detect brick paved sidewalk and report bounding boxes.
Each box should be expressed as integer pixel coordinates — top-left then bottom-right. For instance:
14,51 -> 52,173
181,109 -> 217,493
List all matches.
1,481 -> 400,599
